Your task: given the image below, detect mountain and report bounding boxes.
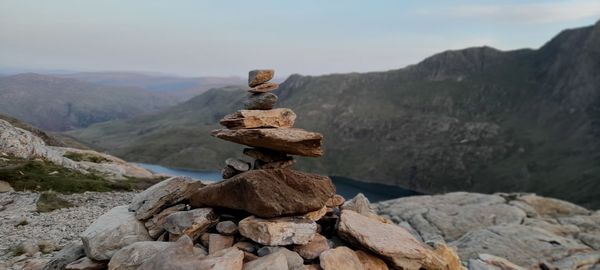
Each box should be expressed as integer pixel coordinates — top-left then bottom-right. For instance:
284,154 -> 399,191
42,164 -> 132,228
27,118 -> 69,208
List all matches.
68,21 -> 600,208
58,71 -> 245,101
0,73 -> 180,131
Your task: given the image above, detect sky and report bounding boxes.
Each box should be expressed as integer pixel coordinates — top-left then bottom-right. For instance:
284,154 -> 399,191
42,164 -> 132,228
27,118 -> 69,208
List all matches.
1,0 -> 600,77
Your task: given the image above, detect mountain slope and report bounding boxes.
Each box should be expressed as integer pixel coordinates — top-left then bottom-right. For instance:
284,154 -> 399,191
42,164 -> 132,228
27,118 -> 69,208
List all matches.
0,74 -> 178,131
69,22 -> 600,208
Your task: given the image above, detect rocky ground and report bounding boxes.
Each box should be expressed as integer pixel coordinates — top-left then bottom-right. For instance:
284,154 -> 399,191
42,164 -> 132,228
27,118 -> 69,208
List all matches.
0,191 -> 135,269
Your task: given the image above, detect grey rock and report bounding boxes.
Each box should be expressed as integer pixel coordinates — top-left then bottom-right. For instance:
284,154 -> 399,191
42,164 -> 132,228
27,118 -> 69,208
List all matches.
80,205 -> 152,260
244,92 -> 278,110
242,251 -> 288,270
163,208 -> 218,240
225,158 -> 251,171
108,241 -> 171,270
65,257 -> 106,270
42,243 -> 85,270
216,221 -> 238,235
144,204 -> 186,238
0,181 -> 13,192
129,176 -> 203,220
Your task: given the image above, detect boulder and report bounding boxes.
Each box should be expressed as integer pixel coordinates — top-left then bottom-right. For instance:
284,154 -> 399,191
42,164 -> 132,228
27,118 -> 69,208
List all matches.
293,234 -> 330,260
243,148 -> 289,163
244,92 -> 278,110
220,109 -> 296,129
65,257 -> 106,270
239,216 -> 317,245
42,243 -> 85,270
191,169 -> 335,218
80,205 -> 152,261
144,204 -> 186,238
0,180 -> 14,192
163,208 -> 218,241
138,236 -> 243,270
129,176 -> 203,220
248,69 -> 274,87
108,241 -> 171,270
211,128 -> 323,157
249,82 -> 279,93
319,247 -> 363,270
242,252 -> 288,270
355,250 -> 389,270
216,221 -> 238,235
338,209 -> 448,270
209,234 -> 235,254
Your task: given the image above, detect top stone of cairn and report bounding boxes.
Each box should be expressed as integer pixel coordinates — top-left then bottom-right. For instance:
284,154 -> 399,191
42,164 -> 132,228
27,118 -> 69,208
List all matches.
248,69 -> 274,87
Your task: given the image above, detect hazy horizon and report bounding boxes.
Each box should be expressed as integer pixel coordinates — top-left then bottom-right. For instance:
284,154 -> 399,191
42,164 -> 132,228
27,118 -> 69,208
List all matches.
2,0 -> 600,78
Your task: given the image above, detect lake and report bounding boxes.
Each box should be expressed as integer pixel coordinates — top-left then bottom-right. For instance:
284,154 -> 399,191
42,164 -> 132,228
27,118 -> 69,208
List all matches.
136,163 -> 421,203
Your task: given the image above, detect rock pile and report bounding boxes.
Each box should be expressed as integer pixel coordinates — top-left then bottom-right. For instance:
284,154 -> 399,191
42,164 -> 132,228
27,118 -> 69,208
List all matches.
56,70 -> 464,270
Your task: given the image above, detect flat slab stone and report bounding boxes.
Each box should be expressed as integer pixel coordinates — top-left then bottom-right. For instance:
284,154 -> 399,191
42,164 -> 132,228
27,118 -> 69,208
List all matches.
190,169 -> 335,218
239,216 -> 317,245
319,247 -> 363,270
163,208 -> 218,241
220,109 -> 296,129
248,69 -> 274,87
144,204 -> 186,238
249,82 -> 279,93
212,128 -> 323,157
129,176 -> 203,220
80,205 -> 152,261
338,209 -> 449,270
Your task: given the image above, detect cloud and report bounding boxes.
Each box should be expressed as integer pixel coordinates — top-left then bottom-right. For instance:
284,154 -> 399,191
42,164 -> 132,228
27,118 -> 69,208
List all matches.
441,1 -> 600,24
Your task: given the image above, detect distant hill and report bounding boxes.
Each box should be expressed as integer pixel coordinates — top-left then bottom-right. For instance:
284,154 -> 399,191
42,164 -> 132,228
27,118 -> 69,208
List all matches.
58,72 -> 245,101
68,21 -> 600,208
0,73 -> 181,131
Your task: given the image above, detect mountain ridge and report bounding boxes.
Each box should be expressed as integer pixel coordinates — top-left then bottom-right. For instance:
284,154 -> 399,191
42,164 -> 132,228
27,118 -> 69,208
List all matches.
69,22 -> 600,208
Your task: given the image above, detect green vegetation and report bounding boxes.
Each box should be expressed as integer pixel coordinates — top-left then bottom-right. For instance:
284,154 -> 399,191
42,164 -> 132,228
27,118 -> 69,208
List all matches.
0,157 -> 142,193
63,151 -> 109,163
36,191 -> 74,213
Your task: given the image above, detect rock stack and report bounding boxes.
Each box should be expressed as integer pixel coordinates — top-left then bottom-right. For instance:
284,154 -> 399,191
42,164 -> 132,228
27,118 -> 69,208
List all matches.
214,69 -> 322,179
62,70 -> 464,270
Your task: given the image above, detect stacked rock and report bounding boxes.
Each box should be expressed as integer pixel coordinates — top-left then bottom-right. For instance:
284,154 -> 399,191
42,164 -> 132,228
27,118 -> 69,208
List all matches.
214,69 -> 323,179
65,69 -> 464,270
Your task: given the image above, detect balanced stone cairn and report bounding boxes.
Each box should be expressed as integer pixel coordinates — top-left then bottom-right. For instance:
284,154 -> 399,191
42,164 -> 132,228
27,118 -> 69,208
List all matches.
63,70 -> 464,270
215,69 -> 322,179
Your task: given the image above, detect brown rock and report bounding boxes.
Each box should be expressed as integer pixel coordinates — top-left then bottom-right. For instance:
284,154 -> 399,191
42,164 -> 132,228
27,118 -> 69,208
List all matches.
431,242 -> 464,270
212,128 -> 323,157
319,247 -> 363,270
209,234 -> 235,254
354,250 -> 389,270
248,69 -> 274,87
191,169 -> 335,218
303,206 -> 327,221
163,208 -> 218,241
234,241 -> 257,253
242,252 -> 288,270
219,108 -> 296,129
244,92 -> 278,110
239,216 -> 317,245
243,251 -> 260,263
338,210 -> 448,270
222,165 -> 240,179
144,204 -> 186,238
129,176 -> 203,220
326,195 -> 345,208
249,82 -> 279,93
304,264 -> 322,270
293,234 -> 330,260
65,257 -> 106,270
254,158 -> 295,169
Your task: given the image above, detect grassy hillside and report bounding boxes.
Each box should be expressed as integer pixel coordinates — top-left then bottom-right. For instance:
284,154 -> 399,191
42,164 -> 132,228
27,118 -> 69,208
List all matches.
69,22 -> 600,208
0,74 -> 179,131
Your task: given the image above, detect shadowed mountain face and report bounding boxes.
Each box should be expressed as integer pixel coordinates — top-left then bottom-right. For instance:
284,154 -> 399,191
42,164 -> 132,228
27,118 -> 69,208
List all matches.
69,22 -> 600,208
0,73 -> 180,131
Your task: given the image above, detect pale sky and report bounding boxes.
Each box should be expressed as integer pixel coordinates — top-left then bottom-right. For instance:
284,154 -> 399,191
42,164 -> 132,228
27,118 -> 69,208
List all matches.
1,0 -> 599,77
